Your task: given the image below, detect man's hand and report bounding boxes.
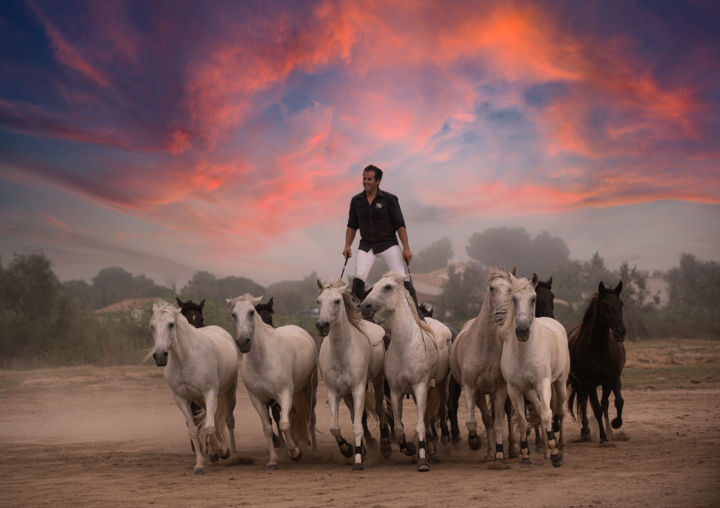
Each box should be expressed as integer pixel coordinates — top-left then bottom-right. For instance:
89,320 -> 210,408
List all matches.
343,246 -> 352,259
403,249 -> 412,265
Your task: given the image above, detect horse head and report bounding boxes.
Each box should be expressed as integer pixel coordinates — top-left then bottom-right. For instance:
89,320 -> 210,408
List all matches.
315,279 -> 349,336
176,297 -> 205,328
150,302 -> 181,366
360,272 -> 406,318
255,297 -> 274,326
227,295 -> 263,353
598,281 -> 626,342
508,274 -> 537,342
419,302 -> 434,318
533,274 -> 555,318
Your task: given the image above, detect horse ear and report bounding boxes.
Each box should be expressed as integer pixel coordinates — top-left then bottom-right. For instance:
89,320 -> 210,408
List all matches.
175,297 -> 184,307
547,275 -> 553,287
267,297 -> 273,308
614,281 -> 623,295
599,281 -> 607,293
199,299 -> 205,309
317,279 -> 323,291
511,266 -> 517,276
252,295 -> 263,306
531,272 -> 539,287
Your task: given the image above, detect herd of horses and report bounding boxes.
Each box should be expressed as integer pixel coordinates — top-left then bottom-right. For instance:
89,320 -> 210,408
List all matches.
150,267 -> 626,474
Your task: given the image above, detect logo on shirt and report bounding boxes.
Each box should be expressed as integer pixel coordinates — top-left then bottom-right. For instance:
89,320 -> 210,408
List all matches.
375,203 -> 383,209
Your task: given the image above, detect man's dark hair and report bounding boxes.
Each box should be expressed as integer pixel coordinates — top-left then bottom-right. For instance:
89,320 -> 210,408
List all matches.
363,164 -> 383,181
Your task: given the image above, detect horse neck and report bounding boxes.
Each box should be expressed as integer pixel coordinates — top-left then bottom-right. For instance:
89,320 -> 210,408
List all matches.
386,292 -> 424,346
169,314 -> 196,366
329,302 -> 356,347
586,301 -> 612,350
246,315 -> 272,360
477,291 -> 504,351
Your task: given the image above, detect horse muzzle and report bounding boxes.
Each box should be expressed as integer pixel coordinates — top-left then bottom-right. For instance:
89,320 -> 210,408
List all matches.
614,327 -> 626,343
316,321 -> 330,337
236,337 -> 251,353
360,302 -> 375,320
153,351 -> 168,366
515,327 -> 530,342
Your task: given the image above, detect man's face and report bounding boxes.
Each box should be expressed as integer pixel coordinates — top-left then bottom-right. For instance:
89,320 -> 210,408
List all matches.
363,170 -> 379,193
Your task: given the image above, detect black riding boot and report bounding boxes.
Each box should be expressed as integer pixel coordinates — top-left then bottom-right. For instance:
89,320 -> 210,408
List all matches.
351,278 -> 366,302
403,279 -> 425,322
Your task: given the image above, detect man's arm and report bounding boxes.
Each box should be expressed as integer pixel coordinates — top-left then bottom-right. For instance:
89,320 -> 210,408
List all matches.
397,226 -> 412,265
343,227 -> 356,258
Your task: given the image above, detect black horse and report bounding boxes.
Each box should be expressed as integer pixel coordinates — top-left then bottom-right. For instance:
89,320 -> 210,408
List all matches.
567,281 -> 626,443
176,297 -> 205,327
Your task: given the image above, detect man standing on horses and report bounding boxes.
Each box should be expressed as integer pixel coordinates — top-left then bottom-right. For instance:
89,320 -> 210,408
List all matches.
343,164 -> 422,311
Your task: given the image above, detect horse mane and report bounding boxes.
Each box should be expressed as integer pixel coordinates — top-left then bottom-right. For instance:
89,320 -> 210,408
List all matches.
381,271 -> 435,337
321,279 -> 363,328
487,270 -> 512,327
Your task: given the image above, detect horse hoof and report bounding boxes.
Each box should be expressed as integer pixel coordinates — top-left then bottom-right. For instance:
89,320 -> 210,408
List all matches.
487,460 -> 510,471
209,454 -> 219,463
468,434 -> 480,451
611,417 -> 623,429
290,448 -> 303,461
339,442 -> 353,458
221,449 -> 231,460
599,440 -> 616,448
193,467 -> 205,475
272,434 -> 282,449
580,430 -> 592,442
535,446 -> 544,455
401,442 -> 416,456
551,451 -> 565,467
520,458 -> 532,467
417,459 -> 430,472
352,463 -> 364,472
429,453 -> 441,464
266,464 -> 279,470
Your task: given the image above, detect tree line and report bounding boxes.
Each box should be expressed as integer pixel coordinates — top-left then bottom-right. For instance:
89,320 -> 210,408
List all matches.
0,227 -> 718,367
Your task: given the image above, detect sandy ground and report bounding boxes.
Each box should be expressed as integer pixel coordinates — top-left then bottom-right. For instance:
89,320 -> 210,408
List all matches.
0,365 -> 718,508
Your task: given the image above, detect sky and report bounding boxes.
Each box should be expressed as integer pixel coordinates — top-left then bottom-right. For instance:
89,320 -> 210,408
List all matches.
0,0 -> 719,288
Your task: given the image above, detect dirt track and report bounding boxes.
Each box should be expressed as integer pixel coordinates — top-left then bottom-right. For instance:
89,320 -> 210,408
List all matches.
0,365 -> 718,507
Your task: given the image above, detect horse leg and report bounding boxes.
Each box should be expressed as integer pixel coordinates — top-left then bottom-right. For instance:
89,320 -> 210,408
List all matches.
249,394 -> 278,469
437,377 -> 450,447
202,389 -> 222,462
491,386 -> 511,466
328,388 -> 352,459
554,378 -> 568,452
277,390 -> 302,461
601,384 -> 612,437
587,386 -> 608,444
351,384 -> 367,471
505,395 -> 519,458
462,384 -> 481,452
578,389 -> 592,441
173,394 -> 206,474
611,376 -> 624,430
391,389 -> 414,456
506,384 -> 530,467
225,388 -> 237,458
375,375 -> 392,459
448,376 -> 462,445
414,382 -> 430,472
269,401 -> 283,448
535,379 -> 564,467
479,394 -> 493,461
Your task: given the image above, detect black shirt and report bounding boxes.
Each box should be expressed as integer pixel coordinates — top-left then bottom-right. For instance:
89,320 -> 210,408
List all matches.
347,189 -> 406,253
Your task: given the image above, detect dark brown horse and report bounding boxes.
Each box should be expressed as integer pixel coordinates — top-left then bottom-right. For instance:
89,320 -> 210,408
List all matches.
176,297 -> 205,327
567,281 -> 626,443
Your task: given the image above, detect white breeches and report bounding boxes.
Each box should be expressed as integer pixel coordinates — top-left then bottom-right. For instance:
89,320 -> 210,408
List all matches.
355,245 -> 406,282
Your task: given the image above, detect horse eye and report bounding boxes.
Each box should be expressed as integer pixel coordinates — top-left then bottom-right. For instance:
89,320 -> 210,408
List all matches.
490,287 -> 495,293
169,322 -> 174,328
384,285 -> 392,291
249,310 -> 255,316
334,299 -> 341,305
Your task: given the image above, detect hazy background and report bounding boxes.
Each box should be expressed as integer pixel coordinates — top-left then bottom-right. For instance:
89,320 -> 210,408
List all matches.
1,0 -> 718,289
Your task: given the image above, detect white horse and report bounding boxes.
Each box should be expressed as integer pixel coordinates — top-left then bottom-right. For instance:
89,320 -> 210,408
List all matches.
499,274 -> 570,467
360,272 -> 451,472
149,302 -> 239,474
449,267 -> 518,465
227,294 -> 318,470
316,279 -> 388,470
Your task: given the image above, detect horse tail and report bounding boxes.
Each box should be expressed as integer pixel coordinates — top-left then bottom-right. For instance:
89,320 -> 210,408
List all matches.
292,367 -> 318,448
567,384 -> 577,422
213,395 -> 229,448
